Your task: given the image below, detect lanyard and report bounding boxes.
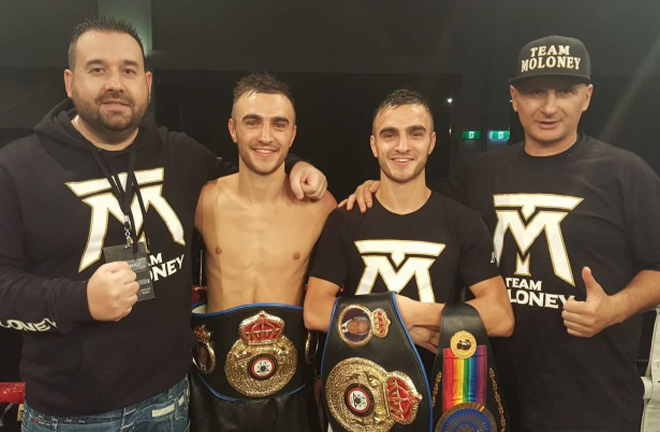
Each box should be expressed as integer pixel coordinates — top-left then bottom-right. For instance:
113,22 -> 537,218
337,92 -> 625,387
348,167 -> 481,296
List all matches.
86,143 -> 149,256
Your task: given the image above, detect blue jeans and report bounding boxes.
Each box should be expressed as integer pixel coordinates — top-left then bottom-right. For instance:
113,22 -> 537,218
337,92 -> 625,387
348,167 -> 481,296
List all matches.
21,376 -> 189,432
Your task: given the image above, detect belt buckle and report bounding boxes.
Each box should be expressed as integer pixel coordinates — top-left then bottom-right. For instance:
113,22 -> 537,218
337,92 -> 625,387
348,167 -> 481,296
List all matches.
225,311 -> 297,397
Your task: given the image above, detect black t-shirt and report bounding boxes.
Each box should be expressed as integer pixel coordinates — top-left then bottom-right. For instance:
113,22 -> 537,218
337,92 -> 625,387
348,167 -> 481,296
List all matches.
444,134 -> 660,432
310,192 -> 500,369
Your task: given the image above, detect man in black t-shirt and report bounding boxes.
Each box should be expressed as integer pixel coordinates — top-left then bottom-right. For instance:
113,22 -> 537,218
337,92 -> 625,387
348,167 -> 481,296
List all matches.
461,36 -> 660,432
304,89 -> 514,366
347,36 -> 660,432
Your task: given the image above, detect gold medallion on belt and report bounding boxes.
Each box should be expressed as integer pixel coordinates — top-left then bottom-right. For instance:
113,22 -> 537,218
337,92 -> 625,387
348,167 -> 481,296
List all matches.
326,357 -> 423,432
225,311 -> 297,398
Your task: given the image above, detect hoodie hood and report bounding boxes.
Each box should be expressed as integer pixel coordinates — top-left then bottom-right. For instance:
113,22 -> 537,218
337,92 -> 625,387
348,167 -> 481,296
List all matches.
33,98 -> 160,155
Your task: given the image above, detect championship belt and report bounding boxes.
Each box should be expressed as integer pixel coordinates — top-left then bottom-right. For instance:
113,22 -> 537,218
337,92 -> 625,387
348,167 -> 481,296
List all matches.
431,303 -> 508,432
191,303 -> 314,400
321,292 -> 431,432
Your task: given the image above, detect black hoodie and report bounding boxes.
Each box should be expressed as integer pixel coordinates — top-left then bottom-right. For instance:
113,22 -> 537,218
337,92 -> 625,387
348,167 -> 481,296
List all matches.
0,99 -> 229,415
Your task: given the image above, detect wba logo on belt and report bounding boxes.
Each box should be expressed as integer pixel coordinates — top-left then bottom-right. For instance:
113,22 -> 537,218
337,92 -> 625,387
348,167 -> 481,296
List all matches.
322,294 -> 430,432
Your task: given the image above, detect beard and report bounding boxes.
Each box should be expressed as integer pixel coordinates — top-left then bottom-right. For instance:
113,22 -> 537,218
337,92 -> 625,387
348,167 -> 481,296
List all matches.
237,141 -> 288,176
72,89 -> 148,139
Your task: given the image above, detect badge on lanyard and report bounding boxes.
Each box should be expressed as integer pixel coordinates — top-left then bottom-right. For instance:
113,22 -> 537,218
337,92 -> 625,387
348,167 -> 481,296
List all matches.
85,137 -> 155,302
103,242 -> 155,302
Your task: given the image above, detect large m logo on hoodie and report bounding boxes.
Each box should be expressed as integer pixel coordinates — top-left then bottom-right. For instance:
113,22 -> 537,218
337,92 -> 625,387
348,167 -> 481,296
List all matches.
66,168 -> 185,272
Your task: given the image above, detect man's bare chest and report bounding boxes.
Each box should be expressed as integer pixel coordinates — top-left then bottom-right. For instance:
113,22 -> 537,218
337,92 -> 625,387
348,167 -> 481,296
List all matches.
207,207 -> 319,270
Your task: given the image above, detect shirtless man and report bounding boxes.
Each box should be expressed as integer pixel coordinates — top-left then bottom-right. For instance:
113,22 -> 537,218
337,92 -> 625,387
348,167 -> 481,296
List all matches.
191,73 -> 335,432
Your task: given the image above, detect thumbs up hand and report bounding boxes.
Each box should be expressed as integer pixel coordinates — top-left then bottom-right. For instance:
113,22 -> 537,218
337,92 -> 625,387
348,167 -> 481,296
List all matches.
562,267 -> 620,338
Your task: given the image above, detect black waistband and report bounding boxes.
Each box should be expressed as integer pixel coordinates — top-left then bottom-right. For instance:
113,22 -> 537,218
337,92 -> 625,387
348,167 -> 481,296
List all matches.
191,303 -> 312,400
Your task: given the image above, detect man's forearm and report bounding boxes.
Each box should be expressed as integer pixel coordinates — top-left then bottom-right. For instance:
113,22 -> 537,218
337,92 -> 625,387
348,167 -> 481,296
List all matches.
612,270 -> 660,323
284,153 -> 303,173
397,287 -> 513,337
396,295 -> 444,329
467,294 -> 515,337
303,290 -> 337,332
0,267 -> 91,334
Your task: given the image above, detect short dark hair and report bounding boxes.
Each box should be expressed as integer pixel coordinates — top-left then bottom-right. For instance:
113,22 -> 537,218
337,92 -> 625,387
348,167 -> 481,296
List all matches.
232,73 -> 295,108
373,89 -> 433,129
68,16 -> 146,69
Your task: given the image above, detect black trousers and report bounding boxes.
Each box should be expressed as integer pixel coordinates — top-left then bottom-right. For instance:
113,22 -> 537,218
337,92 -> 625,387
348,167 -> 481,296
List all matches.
189,371 -> 323,432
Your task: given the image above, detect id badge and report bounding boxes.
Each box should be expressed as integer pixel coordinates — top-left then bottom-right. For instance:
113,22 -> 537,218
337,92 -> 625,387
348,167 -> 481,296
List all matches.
103,242 -> 155,301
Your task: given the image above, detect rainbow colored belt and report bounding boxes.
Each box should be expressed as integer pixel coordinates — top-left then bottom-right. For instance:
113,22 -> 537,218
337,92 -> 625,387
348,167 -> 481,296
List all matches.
442,345 -> 487,411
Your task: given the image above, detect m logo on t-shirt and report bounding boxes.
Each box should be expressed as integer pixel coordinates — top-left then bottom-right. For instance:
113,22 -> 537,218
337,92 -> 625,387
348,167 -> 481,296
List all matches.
353,240 -> 445,302
67,168 -> 185,272
493,193 -> 582,286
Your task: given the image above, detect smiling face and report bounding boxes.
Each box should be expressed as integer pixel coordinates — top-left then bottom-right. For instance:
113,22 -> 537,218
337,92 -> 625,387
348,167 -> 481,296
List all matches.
347,317 -> 370,335
370,103 -> 436,184
64,31 -> 152,140
511,76 -> 593,154
228,92 -> 297,176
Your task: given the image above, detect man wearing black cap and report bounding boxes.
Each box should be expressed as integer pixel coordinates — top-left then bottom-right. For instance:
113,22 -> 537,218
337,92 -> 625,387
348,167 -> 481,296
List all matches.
346,35 -> 660,431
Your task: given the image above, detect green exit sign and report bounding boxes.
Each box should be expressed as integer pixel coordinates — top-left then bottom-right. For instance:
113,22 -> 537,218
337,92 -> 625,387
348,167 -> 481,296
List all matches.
462,131 -> 481,140
489,130 -> 510,140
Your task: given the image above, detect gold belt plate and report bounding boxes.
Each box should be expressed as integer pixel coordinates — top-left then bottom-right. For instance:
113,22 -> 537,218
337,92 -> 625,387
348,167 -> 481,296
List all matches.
225,310 -> 297,398
325,357 -> 423,432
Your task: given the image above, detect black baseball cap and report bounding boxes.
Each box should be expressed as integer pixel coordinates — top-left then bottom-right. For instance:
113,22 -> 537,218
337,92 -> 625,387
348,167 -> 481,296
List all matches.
509,35 -> 591,85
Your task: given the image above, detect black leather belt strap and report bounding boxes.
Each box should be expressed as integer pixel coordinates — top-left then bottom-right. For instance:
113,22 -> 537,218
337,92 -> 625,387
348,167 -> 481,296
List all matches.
431,303 -> 508,432
322,292 -> 433,432
435,303 -> 489,366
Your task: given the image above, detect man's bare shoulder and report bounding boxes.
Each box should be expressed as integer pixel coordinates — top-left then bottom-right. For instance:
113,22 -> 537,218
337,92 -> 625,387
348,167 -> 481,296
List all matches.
200,173 -> 239,197
315,191 -> 338,216
215,173 -> 239,194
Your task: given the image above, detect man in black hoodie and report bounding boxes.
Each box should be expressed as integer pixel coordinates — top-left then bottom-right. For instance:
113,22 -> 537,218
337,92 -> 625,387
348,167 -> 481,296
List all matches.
0,17 -> 326,432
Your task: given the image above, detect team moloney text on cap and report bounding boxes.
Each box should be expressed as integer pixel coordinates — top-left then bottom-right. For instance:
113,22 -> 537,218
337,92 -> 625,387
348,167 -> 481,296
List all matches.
510,35 -> 591,84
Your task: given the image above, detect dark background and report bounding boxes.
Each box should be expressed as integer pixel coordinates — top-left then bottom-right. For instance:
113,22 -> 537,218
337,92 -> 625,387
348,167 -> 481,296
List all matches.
2,1 -> 659,194
1,1 -> 659,427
